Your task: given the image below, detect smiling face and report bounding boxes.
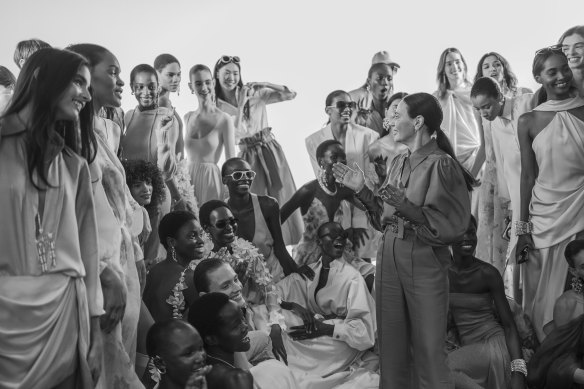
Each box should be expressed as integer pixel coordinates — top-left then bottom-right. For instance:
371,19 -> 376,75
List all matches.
368,64 -> 394,101
206,263 -> 245,307
326,92 -> 354,125
190,69 -> 215,101
536,53 -> 573,99
129,179 -> 153,206
471,94 -> 502,121
91,50 -> 124,108
170,219 -> 206,262
481,55 -> 505,85
444,52 -> 465,87
55,65 -> 91,121
562,33 -> 584,70
384,98 -> 402,130
158,62 -> 181,92
317,224 -> 347,259
452,219 -> 478,257
215,300 -> 250,352
207,207 -> 238,247
570,250 -> 584,280
161,325 -> 207,386
217,63 -> 240,92
392,100 -> 416,144
222,159 -> 254,196
132,71 -> 159,109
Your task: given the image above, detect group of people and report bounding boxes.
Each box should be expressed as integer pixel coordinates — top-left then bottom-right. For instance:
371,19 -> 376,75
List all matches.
2,24 -> 584,389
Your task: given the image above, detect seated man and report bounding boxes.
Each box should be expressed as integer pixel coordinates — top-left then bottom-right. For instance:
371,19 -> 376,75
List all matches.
277,222 -> 379,388
189,293 -> 299,389
193,258 -> 284,365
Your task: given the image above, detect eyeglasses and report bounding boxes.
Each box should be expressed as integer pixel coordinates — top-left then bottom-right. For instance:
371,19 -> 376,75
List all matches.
224,170 -> 256,181
213,217 -> 238,229
318,231 -> 348,241
327,101 -> 357,111
535,44 -> 563,56
217,56 -> 240,65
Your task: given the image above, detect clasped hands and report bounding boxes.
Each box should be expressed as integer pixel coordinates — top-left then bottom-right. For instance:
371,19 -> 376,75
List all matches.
282,301 -> 335,340
331,162 -> 406,207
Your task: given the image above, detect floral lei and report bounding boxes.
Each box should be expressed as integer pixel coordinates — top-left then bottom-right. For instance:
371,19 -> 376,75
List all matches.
211,237 -> 274,302
174,155 -> 199,213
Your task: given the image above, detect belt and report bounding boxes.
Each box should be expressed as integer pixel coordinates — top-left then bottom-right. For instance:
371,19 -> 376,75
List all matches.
383,215 -> 416,239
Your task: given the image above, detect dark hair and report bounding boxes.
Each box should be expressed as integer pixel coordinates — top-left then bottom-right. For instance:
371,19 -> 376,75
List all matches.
470,77 -> 502,99
402,93 -> 476,191
387,92 -> 408,108
532,49 -> 568,105
158,210 -> 197,249
325,90 -> 349,107
436,48 -> 471,99
154,54 -> 180,72
213,56 -> 249,120
13,39 -> 51,68
188,292 -> 231,342
146,319 -> 195,357
0,66 -> 16,88
66,43 -> 111,69
469,215 -> 478,229
316,221 -> 343,237
130,64 -> 158,87
315,139 -> 343,165
121,159 -> 166,213
565,240 -> 584,268
189,64 -> 211,79
199,200 -> 231,229
221,157 -> 248,177
558,25 -> 584,45
3,48 -> 96,189
192,258 -> 226,293
362,62 -> 394,93
474,52 -> 519,94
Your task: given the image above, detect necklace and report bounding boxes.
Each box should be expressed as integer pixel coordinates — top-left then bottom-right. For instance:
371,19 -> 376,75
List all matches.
572,276 -> 584,295
207,355 -> 236,369
317,170 -> 337,196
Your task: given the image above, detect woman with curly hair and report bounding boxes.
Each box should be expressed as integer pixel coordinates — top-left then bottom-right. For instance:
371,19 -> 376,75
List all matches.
474,52 -> 532,98
122,159 -> 166,268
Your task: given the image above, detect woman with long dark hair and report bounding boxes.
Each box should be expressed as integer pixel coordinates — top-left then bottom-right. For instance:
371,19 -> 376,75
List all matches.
333,92 -> 473,388
0,48 -> 101,388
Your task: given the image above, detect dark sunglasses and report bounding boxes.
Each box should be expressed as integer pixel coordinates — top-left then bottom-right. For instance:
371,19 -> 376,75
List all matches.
535,44 -> 563,56
213,217 -> 238,229
318,231 -> 348,241
224,170 -> 256,181
218,56 -> 240,65
327,101 -> 357,111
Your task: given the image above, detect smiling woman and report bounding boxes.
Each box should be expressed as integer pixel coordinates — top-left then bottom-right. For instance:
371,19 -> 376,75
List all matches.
559,25 -> 584,97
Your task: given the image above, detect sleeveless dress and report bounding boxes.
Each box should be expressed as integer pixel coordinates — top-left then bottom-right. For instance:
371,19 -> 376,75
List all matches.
249,194 -> 284,282
184,111 -> 226,204
448,293 -> 511,389
525,97 -> 584,340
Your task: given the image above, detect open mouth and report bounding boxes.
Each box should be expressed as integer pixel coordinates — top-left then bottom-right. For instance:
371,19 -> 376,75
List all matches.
73,100 -> 85,111
333,242 -> 345,249
114,89 -> 123,99
568,56 -> 582,64
554,81 -> 570,88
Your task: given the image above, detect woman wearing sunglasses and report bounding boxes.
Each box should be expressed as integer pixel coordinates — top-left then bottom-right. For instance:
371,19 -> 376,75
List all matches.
213,55 -> 303,247
305,90 -> 380,261
185,64 -> 236,205
222,158 -> 311,282
281,139 -> 375,289
516,46 -> 584,341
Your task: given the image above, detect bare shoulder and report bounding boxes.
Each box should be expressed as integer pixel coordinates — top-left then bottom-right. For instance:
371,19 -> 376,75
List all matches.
258,194 -> 279,211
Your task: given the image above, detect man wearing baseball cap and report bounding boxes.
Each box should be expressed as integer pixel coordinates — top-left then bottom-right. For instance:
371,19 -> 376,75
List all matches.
349,51 -> 400,136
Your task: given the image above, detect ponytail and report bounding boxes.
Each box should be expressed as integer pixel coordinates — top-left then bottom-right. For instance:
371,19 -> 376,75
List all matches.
434,128 -> 477,191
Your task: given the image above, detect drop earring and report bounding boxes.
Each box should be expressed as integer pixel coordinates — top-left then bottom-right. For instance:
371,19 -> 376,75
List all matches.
177,84 -> 180,96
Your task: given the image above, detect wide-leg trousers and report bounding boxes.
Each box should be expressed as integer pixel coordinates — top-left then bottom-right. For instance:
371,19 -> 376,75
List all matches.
376,229 -> 453,389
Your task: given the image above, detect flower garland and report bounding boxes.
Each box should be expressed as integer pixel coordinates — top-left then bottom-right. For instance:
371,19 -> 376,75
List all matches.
211,237 -> 274,303
174,155 -> 199,214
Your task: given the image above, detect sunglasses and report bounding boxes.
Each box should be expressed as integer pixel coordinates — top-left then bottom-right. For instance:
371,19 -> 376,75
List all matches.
224,170 -> 256,181
318,231 -> 348,241
327,101 -> 357,111
213,217 -> 238,229
218,56 -> 240,65
535,44 -> 563,56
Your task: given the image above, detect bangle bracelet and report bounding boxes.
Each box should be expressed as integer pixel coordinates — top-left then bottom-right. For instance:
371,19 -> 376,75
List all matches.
510,358 -> 527,376
515,221 -> 533,236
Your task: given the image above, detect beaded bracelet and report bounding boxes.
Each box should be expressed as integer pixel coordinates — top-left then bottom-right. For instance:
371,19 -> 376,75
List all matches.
510,358 -> 527,376
515,221 -> 533,236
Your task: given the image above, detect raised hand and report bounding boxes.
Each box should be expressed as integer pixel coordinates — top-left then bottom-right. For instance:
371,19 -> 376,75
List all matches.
378,182 -> 406,207
332,162 -> 366,192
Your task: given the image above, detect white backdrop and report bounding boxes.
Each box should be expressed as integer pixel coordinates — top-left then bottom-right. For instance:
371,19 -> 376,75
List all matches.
1,0 -> 581,185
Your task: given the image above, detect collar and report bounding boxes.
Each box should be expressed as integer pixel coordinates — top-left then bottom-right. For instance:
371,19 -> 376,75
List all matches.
0,115 -> 26,137
408,139 -> 440,170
